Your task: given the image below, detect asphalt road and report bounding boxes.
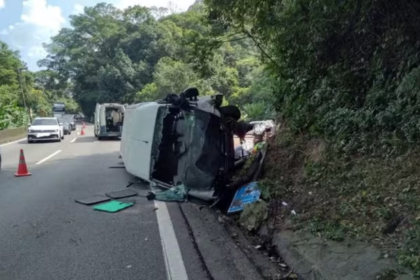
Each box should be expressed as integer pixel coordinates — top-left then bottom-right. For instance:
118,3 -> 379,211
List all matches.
0,124 -> 211,280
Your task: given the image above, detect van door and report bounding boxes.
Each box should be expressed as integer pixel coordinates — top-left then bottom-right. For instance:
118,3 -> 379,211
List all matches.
94,104 -> 100,137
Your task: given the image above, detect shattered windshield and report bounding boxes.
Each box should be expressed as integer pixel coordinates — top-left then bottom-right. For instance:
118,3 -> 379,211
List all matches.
180,109 -> 224,191
151,106 -> 225,192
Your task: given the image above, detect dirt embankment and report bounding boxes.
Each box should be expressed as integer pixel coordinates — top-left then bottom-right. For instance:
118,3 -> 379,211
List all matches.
259,124 -> 420,278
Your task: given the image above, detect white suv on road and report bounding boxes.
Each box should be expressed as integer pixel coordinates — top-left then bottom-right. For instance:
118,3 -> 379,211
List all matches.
27,117 -> 64,143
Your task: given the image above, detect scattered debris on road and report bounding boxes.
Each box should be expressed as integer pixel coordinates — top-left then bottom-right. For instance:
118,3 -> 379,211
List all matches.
75,195 -> 110,205
93,200 -> 134,213
105,189 -> 138,199
147,184 -> 187,202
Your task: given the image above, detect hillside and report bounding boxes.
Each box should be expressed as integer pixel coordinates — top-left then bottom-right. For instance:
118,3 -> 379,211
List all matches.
205,0 -> 420,276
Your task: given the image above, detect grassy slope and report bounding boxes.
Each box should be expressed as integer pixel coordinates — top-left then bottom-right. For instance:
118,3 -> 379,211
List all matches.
260,125 -> 420,276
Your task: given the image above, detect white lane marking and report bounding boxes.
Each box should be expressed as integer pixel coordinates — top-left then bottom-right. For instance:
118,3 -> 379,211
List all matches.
154,201 -> 189,280
0,137 -> 26,147
71,137 -> 77,143
36,150 -> 62,165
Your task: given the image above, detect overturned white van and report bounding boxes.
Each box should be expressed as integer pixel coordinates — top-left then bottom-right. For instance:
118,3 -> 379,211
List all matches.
120,88 -> 236,201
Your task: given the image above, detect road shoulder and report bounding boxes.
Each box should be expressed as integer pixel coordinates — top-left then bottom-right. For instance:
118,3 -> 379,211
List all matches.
179,203 -> 265,280
0,128 -> 26,145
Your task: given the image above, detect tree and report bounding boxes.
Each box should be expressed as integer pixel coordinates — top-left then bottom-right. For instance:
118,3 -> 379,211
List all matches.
38,2 -> 266,118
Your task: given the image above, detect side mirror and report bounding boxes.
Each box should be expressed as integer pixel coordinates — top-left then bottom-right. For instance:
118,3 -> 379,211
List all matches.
27,123 -> 31,127
59,123 -> 63,126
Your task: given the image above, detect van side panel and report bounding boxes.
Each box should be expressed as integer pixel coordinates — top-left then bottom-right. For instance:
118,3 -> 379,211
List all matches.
120,103 -> 160,181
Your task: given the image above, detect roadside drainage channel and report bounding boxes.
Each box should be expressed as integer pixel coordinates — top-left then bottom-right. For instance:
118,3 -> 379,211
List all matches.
209,199 -> 416,280
180,202 -> 291,280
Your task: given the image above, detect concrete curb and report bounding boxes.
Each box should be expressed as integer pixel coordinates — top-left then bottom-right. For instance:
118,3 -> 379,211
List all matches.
272,230 -> 415,280
179,203 -> 264,280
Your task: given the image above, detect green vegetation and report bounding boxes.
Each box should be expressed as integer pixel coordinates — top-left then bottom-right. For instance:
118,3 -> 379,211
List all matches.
204,0 -> 420,275
0,42 -> 78,129
38,3 -> 272,119
0,42 -> 31,129
206,0 -> 420,151
2,2 -> 272,128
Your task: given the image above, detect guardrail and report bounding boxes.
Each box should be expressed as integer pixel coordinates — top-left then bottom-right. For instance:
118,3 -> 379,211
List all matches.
0,127 -> 26,144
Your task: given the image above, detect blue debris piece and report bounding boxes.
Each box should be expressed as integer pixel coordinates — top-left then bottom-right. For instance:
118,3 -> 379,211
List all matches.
228,181 -> 261,213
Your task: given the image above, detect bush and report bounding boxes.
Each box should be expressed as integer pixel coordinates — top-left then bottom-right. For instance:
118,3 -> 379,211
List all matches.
242,101 -> 275,121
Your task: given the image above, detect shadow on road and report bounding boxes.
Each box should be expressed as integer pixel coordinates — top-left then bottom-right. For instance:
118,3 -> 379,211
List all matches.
97,137 -> 121,142
73,136 -> 97,143
18,140 -> 61,145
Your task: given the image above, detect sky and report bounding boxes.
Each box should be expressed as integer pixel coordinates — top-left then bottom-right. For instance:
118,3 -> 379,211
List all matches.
0,0 -> 196,71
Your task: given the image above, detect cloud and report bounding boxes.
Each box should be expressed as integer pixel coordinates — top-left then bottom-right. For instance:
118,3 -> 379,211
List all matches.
115,0 -> 194,12
0,0 -> 194,70
73,3 -> 84,14
0,25 -> 15,36
21,0 -> 64,28
3,0 -> 65,70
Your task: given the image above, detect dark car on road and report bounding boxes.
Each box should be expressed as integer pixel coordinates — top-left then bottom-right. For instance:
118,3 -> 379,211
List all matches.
59,118 -> 72,135
62,115 -> 76,131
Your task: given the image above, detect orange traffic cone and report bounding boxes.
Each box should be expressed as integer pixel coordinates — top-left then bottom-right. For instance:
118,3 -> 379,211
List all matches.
81,127 -> 85,136
15,149 -> 31,177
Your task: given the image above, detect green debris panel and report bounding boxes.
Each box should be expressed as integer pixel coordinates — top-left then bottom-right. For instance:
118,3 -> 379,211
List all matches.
93,200 -> 134,213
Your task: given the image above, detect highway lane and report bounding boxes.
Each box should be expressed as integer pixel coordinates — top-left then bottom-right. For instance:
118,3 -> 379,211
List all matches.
1,126 -> 80,168
0,125 -> 209,280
